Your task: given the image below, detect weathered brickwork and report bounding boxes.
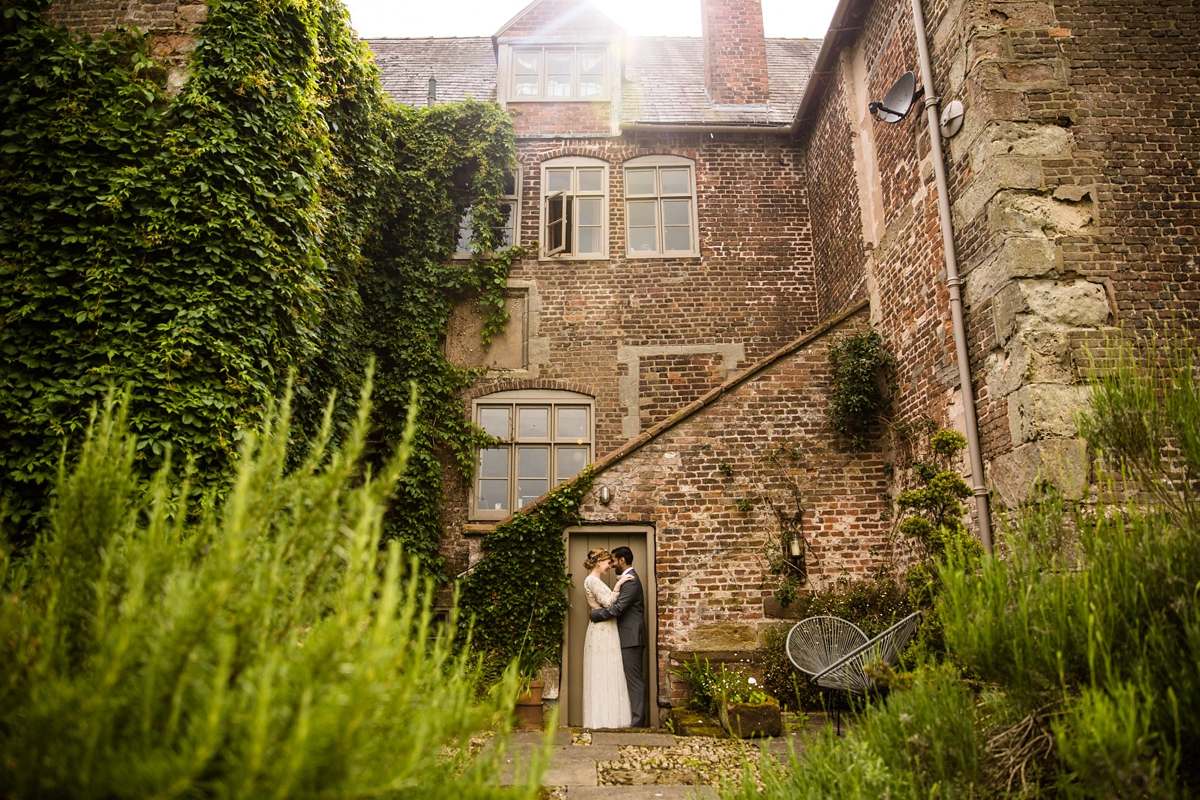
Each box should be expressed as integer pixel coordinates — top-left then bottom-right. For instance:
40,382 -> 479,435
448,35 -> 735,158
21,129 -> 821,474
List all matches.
45,0 -> 206,93
700,0 -> 771,105
495,0 -> 622,39
572,309 -> 889,705
508,102 -> 613,137
637,353 -> 725,430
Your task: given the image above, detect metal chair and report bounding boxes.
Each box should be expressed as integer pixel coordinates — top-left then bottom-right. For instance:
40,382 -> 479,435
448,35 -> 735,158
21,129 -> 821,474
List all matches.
813,611 -> 923,695
786,615 -> 869,677
786,612 -> 922,733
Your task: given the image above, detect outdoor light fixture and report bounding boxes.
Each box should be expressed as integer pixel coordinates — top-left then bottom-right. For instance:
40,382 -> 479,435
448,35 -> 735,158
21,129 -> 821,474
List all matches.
787,529 -> 803,559
868,71 -> 923,124
598,485 -> 613,505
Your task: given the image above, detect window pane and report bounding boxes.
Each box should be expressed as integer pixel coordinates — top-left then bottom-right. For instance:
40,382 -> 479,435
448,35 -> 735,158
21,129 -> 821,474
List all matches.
478,480 -> 508,511
514,77 -> 538,96
557,407 -> 588,440
547,170 -> 572,192
518,480 -> 548,508
556,447 -> 588,482
662,198 -> 690,226
497,203 -> 514,247
579,51 -> 604,74
628,200 -> 656,227
518,407 -> 548,438
546,76 -> 571,97
479,407 -> 509,438
479,448 -> 509,479
547,51 -> 572,74
517,446 -> 548,478
664,223 -> 692,252
456,210 -> 473,254
577,226 -> 602,254
577,169 -> 603,193
503,173 -> 517,196
578,78 -> 603,98
576,197 -> 601,226
629,226 -> 656,253
660,168 -> 691,195
626,169 -> 655,196
515,52 -> 540,73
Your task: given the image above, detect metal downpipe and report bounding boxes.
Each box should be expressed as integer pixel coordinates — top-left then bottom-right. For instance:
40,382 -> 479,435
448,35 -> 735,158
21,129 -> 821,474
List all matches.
910,0 -> 994,552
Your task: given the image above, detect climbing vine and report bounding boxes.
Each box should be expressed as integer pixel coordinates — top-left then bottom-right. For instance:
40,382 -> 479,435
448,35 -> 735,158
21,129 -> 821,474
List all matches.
0,0 -> 519,569
826,329 -> 895,451
459,470 -> 594,674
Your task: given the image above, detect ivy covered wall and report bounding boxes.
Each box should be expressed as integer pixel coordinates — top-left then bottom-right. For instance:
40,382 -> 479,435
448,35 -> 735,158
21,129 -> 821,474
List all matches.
0,0 -> 517,570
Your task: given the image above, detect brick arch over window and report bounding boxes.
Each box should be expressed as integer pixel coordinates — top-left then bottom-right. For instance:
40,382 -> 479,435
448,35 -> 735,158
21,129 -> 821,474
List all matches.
464,378 -> 598,403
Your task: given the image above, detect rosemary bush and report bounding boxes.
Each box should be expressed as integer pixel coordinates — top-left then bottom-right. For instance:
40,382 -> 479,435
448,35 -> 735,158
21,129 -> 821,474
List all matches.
0,380 -> 542,798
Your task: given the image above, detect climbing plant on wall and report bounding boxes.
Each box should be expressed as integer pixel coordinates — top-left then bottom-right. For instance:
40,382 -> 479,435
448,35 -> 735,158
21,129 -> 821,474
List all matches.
827,329 -> 895,451
0,0 -> 519,569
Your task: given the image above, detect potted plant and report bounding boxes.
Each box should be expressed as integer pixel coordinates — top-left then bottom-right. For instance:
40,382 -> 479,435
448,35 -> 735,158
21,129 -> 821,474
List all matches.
514,644 -> 554,729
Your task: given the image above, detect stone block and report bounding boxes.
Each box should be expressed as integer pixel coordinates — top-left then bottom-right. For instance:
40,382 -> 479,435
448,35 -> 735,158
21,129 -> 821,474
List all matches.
970,122 -> 1071,165
1008,383 -> 1088,444
445,292 -> 527,370
1020,279 -> 1110,328
719,698 -> 782,739
966,29 -> 1010,73
972,59 -> 1065,92
989,190 -> 1094,238
988,437 -> 1090,507
956,157 -> 1044,223
986,1 -> 1057,28
687,623 -> 759,650
965,236 -> 1060,305
985,323 -> 1074,398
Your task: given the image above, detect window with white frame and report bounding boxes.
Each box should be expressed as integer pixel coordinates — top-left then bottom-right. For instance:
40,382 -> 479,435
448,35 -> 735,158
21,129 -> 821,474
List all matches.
472,390 -> 594,519
623,155 -> 699,257
541,157 -> 608,258
455,171 -> 521,257
512,48 -> 606,100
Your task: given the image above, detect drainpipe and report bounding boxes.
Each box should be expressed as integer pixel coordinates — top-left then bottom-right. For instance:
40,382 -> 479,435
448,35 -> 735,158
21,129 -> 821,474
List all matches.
910,0 -> 993,552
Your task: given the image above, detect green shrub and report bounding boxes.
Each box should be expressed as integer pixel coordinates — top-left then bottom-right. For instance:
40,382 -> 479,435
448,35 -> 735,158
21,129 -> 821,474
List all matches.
0,380 -> 543,798
671,656 -> 768,715
827,329 -> 895,451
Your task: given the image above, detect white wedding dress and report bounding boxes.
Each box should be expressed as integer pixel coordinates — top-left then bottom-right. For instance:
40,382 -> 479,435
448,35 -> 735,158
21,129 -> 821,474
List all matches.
582,574 -> 632,729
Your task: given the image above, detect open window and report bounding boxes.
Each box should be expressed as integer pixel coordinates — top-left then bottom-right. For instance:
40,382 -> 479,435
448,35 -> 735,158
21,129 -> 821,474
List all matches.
540,157 -> 608,259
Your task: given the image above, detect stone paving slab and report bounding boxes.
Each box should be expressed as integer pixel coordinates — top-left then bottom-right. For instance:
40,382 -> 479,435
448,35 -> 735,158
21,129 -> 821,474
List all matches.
498,745 -> 622,786
566,786 -> 717,799
590,732 -> 678,747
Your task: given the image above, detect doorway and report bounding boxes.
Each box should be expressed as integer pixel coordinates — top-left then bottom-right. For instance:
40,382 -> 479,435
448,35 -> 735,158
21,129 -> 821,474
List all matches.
562,526 -> 657,728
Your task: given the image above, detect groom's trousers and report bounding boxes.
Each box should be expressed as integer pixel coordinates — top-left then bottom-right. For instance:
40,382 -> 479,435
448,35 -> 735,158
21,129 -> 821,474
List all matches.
621,646 -> 647,727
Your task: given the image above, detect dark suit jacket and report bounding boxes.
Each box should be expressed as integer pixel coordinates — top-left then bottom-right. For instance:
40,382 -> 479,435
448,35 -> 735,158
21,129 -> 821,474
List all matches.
589,568 -> 646,649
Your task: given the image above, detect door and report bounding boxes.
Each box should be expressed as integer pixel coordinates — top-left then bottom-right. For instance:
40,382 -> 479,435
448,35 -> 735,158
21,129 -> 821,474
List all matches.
563,526 -> 656,728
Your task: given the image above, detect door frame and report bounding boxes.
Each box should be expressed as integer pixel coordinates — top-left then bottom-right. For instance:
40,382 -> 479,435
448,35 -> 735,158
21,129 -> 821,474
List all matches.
562,524 -> 658,728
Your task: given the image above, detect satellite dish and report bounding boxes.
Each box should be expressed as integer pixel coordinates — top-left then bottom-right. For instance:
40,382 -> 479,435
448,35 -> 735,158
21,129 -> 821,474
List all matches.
869,71 -> 921,124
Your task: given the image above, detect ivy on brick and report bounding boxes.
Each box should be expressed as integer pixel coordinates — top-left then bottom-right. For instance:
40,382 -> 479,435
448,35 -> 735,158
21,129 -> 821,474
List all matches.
827,329 -> 895,451
0,0 -> 519,571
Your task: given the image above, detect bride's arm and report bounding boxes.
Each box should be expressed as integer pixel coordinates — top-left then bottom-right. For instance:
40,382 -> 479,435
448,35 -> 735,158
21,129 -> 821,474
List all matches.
591,579 -> 619,608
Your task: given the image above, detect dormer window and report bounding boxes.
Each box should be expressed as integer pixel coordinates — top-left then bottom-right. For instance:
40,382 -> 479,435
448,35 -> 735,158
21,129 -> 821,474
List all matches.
512,48 -> 607,100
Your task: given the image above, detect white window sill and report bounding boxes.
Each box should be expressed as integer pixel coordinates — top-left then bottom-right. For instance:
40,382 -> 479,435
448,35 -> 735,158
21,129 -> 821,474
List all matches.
508,97 -> 610,104
626,251 -> 701,260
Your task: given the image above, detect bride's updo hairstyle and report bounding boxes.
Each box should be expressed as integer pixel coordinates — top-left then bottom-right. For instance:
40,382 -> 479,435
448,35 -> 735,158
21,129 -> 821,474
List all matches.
584,548 -> 612,571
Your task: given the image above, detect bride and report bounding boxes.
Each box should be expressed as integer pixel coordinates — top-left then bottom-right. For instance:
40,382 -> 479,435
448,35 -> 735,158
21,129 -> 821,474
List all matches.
582,548 -> 633,729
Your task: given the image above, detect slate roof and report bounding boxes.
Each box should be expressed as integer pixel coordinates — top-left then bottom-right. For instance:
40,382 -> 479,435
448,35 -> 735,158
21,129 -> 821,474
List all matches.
365,36 -> 821,127
368,38 -> 497,106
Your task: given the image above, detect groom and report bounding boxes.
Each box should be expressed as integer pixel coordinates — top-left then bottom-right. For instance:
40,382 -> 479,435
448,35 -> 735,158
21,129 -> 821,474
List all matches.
589,546 -> 647,727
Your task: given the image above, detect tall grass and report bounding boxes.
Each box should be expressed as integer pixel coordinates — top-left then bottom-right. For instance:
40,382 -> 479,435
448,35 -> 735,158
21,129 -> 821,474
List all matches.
724,339 -> 1200,798
0,377 -> 542,798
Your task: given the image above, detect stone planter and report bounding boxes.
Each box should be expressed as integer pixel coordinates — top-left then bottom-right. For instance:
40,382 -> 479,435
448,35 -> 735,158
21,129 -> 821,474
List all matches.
515,679 -> 544,729
718,696 -> 781,738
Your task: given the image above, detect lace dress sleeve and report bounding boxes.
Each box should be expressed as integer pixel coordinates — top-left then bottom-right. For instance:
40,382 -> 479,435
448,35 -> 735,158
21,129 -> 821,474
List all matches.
585,575 -> 619,608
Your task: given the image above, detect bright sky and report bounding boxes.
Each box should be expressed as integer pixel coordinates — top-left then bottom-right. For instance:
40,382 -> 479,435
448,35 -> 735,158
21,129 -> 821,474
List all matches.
343,0 -> 840,40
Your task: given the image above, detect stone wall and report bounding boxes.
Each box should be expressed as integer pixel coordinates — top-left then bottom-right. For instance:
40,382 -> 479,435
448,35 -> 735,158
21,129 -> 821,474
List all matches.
573,307 -> 889,707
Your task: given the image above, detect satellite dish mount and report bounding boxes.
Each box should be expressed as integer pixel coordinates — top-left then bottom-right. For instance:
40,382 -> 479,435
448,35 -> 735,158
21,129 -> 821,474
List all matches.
869,71 -> 924,124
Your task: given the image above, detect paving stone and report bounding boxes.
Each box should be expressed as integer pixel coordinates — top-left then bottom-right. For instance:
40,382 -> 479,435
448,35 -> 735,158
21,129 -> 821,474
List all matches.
567,787 -> 718,799
590,732 -> 678,747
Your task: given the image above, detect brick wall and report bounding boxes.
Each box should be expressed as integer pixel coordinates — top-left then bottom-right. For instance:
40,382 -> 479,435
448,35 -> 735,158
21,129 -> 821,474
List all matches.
700,0 -> 771,105
497,0 -> 623,39
439,131 -> 818,576
573,309 -> 890,706
508,102 -> 612,137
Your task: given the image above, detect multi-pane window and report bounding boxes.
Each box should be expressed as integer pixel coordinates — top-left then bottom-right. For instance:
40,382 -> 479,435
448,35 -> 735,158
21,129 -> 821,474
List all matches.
455,171 -> 521,257
623,156 -> 699,257
542,157 -> 608,258
472,390 -> 594,519
511,48 -> 606,100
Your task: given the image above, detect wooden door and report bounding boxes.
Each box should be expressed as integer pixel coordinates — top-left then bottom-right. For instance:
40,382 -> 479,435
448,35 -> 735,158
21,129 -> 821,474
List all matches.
563,527 -> 655,727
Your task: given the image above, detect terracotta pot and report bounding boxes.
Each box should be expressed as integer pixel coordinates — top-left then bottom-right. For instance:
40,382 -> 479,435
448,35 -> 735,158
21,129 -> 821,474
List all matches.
515,679 -> 544,729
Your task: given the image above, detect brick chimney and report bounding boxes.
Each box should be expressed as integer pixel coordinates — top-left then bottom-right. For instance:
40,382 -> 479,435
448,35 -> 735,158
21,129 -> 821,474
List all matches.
701,0 -> 771,105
